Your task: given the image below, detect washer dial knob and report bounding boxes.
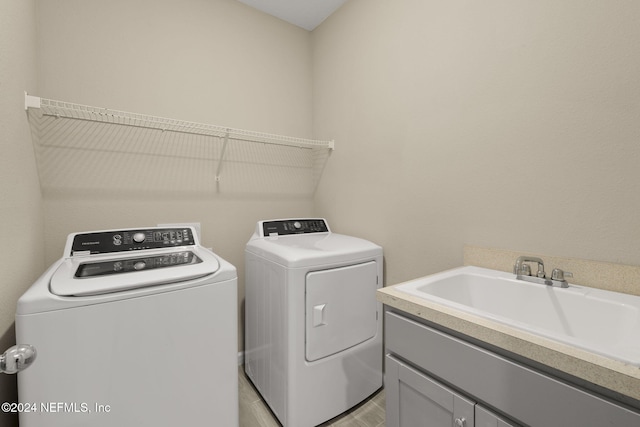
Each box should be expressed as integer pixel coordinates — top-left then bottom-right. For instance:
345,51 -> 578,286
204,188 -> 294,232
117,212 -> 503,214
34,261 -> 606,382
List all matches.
132,232 -> 146,243
293,221 -> 302,229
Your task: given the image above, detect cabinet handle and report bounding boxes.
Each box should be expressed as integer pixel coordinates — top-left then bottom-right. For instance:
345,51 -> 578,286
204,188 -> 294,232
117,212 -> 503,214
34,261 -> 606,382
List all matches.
454,418 -> 466,427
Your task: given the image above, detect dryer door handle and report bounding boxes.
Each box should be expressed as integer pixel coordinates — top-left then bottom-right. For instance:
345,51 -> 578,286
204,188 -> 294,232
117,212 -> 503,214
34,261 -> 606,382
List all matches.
312,304 -> 327,327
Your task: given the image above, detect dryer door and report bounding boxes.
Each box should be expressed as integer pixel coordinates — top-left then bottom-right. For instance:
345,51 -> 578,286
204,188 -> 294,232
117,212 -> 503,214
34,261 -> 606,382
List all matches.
305,261 -> 378,362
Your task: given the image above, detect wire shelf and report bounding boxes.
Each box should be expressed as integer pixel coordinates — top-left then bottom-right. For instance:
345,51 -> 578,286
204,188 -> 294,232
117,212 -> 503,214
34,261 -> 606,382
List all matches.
25,93 -> 333,196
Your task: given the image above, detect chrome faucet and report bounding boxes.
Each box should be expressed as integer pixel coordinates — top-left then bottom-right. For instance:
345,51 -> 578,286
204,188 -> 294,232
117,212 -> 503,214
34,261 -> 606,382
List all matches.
513,256 -> 571,288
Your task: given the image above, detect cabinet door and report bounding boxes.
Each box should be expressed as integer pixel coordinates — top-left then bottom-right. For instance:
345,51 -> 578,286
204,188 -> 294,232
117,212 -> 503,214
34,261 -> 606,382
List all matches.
386,355 -> 475,427
476,405 -> 518,427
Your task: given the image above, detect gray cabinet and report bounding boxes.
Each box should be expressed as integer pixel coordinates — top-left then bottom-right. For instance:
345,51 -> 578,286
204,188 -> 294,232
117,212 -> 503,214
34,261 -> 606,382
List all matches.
386,354 -> 513,427
384,310 -> 640,427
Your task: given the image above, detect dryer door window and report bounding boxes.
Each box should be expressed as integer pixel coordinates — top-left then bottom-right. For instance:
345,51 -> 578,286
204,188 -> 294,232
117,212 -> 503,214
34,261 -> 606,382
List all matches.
305,261 -> 378,362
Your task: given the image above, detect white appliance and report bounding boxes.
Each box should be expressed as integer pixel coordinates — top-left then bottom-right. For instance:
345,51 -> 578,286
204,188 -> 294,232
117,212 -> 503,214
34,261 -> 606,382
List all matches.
244,218 -> 383,427
16,226 -> 238,426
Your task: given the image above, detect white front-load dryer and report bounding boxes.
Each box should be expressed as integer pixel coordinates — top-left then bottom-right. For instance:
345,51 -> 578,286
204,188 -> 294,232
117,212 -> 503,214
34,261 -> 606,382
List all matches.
16,227 -> 238,427
244,219 -> 383,427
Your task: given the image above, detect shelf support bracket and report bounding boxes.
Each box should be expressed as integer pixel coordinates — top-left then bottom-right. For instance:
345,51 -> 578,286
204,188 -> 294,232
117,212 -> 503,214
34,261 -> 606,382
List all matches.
215,131 -> 230,182
24,92 -> 41,111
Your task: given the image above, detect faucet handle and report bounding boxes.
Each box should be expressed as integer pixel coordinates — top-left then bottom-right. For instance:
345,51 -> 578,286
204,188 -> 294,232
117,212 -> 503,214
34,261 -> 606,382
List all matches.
551,268 -> 573,281
514,263 -> 531,276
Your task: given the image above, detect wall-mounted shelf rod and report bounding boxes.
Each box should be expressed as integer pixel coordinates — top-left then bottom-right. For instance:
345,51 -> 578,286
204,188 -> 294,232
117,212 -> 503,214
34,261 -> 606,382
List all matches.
24,93 -> 335,151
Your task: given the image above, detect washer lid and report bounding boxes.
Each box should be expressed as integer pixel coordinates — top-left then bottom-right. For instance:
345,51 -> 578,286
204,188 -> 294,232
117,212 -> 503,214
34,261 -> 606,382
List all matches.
50,247 -> 220,296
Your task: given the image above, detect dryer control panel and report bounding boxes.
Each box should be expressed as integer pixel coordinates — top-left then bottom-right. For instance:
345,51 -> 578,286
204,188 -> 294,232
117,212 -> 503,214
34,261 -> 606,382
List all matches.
261,219 -> 329,237
69,227 -> 196,256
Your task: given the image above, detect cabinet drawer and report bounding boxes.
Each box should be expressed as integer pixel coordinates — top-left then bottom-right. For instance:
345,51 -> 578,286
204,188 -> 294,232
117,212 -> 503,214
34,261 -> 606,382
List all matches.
385,310 -> 640,427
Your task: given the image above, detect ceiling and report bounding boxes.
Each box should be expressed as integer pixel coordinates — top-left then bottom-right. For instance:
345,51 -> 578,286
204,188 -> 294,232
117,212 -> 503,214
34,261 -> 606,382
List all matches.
235,0 -> 348,31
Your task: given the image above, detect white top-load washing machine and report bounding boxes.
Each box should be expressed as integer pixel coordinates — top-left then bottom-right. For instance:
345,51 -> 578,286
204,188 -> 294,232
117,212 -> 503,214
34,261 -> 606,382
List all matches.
16,226 -> 238,427
244,218 -> 383,427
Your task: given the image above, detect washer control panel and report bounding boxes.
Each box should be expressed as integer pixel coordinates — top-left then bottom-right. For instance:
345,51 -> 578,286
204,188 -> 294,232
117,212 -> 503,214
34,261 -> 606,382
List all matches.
70,227 -> 196,255
75,251 -> 202,278
261,219 -> 329,236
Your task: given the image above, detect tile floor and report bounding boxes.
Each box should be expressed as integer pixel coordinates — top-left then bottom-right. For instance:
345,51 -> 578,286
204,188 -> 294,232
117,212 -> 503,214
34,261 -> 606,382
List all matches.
239,367 -> 386,427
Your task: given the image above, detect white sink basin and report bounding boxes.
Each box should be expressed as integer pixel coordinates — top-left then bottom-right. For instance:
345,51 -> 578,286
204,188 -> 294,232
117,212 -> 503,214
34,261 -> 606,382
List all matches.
394,266 -> 640,365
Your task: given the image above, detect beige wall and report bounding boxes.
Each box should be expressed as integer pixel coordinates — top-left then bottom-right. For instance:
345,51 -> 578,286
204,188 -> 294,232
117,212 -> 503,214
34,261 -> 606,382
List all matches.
0,0 -> 42,425
312,0 -> 640,287
37,0 -> 315,259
